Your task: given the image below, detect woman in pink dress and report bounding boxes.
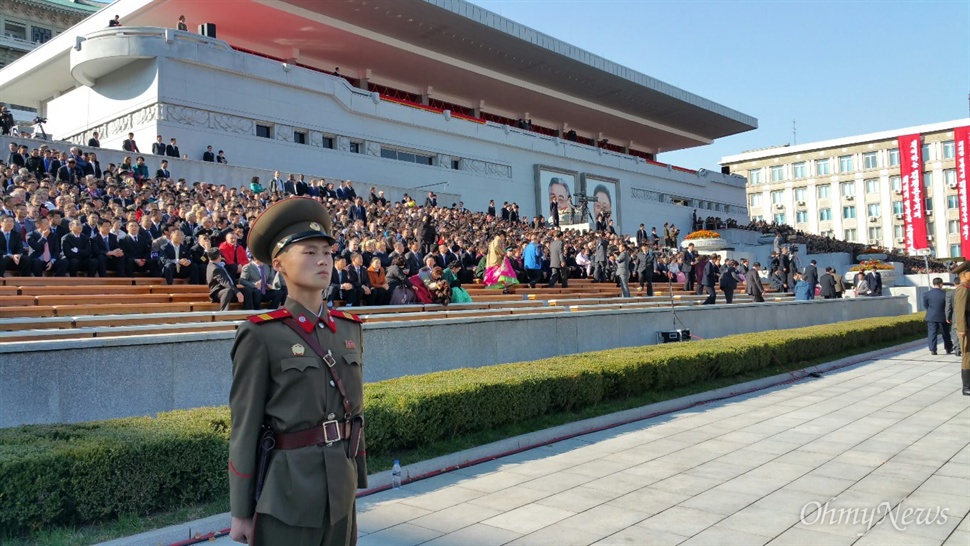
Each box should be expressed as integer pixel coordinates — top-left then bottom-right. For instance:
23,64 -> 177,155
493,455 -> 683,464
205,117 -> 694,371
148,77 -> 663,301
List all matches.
483,234 -> 518,291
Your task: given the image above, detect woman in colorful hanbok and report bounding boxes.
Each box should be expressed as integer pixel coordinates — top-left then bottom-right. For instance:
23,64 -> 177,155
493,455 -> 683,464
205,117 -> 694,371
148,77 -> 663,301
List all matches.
483,234 -> 519,291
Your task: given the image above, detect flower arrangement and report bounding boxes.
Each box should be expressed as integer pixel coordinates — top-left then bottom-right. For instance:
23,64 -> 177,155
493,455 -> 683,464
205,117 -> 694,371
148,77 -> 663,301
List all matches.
849,259 -> 895,272
684,230 -> 722,240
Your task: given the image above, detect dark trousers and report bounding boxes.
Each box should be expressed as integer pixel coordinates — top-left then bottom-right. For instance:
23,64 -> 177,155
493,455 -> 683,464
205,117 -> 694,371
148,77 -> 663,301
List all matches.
593,261 -> 607,282
702,284 -> 716,305
639,277 -> 653,296
0,255 -> 30,276
30,258 -> 68,276
334,287 -> 363,307
548,267 -> 568,288
526,268 -> 541,288
68,257 -> 97,277
127,257 -> 158,277
927,322 -> 953,353
162,262 -> 200,285
684,272 -> 695,292
97,255 -> 129,277
749,291 -> 765,303
722,288 -> 734,304
257,288 -> 285,309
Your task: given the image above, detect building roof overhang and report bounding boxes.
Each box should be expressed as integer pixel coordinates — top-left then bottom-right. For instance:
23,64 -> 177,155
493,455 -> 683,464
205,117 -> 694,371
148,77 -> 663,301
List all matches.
0,0 -> 757,153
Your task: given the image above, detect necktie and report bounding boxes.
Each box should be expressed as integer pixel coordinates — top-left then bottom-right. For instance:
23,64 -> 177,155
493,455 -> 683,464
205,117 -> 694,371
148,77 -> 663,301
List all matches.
41,239 -> 50,262
259,266 -> 266,294
175,245 -> 181,273
105,236 -> 110,251
3,232 -> 9,253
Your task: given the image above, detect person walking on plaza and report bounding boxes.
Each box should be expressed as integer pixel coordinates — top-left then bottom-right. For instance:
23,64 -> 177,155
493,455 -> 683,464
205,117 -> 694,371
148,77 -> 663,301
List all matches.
701,254 -> 719,305
745,261 -> 765,302
923,277 -> 953,356
614,243 -> 631,298
952,262 -> 970,396
228,198 -> 367,545
547,231 -> 567,288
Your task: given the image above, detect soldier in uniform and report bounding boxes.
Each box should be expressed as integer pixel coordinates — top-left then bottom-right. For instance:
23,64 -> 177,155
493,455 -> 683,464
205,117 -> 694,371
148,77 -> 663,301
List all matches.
953,261 -> 970,396
228,197 -> 367,545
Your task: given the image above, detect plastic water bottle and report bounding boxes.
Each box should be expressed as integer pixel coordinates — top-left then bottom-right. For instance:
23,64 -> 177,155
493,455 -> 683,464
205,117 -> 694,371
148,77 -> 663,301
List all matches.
391,460 -> 402,489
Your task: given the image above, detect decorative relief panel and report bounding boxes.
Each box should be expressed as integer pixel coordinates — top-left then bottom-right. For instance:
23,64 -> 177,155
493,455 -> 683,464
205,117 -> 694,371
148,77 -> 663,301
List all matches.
631,187 -> 660,202
336,136 -> 351,152
276,125 -> 293,142
161,105 -> 210,127
211,114 -> 253,135
458,158 -> 511,178
438,155 -> 453,169
309,131 -> 324,147
364,142 -> 381,156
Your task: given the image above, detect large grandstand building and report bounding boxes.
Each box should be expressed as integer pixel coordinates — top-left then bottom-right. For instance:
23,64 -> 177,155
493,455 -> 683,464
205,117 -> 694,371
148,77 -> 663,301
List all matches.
0,0 -> 757,234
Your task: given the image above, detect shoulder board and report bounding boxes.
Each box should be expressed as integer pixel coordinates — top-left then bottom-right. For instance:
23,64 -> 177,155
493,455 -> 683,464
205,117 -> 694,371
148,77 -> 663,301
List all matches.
247,308 -> 292,324
331,311 -> 364,324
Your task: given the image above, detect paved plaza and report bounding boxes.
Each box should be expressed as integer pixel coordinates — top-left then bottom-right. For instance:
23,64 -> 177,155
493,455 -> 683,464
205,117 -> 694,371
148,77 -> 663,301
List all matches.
199,345 -> 969,546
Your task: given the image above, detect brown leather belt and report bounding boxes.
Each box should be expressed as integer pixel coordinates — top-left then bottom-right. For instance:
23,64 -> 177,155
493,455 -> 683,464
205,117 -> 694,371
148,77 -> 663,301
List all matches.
275,420 -> 352,450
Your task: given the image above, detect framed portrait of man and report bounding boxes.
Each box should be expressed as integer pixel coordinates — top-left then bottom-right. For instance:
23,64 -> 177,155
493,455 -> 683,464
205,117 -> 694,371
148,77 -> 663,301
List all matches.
535,165 -> 580,224
582,174 -> 620,231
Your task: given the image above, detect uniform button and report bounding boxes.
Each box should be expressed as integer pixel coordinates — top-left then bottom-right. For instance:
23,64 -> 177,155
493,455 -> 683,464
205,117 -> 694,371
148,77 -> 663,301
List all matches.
329,380 -> 336,387
328,413 -> 336,420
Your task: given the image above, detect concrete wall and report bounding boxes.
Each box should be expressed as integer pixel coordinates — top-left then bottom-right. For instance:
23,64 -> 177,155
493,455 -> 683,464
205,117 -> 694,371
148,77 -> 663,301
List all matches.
0,295 -> 910,428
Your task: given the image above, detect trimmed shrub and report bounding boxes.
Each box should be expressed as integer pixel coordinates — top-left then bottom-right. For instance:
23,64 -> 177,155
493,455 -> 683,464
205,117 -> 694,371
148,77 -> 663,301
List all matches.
0,314 -> 924,535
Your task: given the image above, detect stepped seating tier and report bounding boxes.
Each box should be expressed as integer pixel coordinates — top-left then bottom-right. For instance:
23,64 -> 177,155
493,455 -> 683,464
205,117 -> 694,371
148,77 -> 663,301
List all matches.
0,276 -> 789,342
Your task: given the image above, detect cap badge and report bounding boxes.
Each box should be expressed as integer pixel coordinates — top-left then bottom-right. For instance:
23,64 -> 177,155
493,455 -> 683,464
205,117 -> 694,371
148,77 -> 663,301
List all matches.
298,316 -> 307,323
291,344 -> 305,356
309,222 -> 322,231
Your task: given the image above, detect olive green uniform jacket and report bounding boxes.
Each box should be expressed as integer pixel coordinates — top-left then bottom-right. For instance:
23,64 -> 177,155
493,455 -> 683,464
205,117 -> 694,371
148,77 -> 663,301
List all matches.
228,298 -> 367,528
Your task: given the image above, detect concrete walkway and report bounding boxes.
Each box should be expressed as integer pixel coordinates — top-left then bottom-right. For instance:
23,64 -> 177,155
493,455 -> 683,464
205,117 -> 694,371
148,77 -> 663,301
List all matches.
203,345 -> 968,545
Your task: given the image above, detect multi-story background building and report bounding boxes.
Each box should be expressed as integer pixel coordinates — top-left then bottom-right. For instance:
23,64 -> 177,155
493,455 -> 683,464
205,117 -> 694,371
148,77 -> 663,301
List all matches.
722,119 -> 970,259
0,0 -> 102,118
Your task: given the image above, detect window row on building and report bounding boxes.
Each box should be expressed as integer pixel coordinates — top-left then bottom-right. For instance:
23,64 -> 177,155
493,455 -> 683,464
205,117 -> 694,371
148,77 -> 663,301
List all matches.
750,170 -> 959,206
746,140 -> 957,185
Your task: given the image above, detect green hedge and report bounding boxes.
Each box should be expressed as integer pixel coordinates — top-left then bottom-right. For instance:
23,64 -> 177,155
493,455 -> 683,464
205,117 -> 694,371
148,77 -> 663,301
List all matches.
0,314 -> 924,535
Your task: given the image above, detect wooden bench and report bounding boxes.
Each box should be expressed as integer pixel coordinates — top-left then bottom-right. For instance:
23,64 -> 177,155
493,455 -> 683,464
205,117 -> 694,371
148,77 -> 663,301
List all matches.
1,277 -> 138,286
50,303 -> 198,317
0,317 -> 76,332
0,295 -> 37,307
18,285 -> 154,296
35,294 -> 174,306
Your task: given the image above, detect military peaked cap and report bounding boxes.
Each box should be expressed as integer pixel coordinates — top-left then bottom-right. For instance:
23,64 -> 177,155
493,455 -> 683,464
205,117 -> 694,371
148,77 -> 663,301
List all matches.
952,261 -> 970,275
248,197 -> 335,264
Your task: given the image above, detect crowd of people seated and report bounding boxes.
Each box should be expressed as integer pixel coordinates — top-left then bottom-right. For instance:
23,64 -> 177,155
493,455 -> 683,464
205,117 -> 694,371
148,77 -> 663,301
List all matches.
5,136 -> 953,314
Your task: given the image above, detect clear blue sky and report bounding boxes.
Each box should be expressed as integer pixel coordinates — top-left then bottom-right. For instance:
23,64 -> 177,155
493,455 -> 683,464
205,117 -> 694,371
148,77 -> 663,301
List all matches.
471,0 -> 970,169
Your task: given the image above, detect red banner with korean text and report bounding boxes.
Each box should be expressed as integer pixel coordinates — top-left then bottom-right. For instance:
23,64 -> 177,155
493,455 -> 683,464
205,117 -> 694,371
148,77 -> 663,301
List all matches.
955,126 -> 970,258
898,133 -> 928,253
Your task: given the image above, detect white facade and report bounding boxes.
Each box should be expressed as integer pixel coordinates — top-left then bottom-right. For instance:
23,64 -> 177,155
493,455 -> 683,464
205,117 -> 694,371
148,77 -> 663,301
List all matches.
40,27 -> 749,235
723,119 -> 969,258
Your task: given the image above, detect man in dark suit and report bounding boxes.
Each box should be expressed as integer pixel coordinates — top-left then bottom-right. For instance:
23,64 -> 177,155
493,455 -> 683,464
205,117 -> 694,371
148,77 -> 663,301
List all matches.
295,177 -> 309,196
349,197 -> 367,223
0,215 -> 29,277
487,200 -> 497,218
123,132 -> 140,153
348,253 -> 372,301
500,202 -> 510,222
155,160 -> 171,179
635,244 -> 655,296
88,131 -> 101,148
331,256 -> 364,306
206,248 -> 256,310
682,243 -> 697,292
121,221 -> 157,276
592,235 -> 608,282
636,224 -> 648,248
91,219 -> 128,277
27,217 -> 69,276
166,138 -> 180,158
701,254 -> 720,305
779,247 -> 792,292
344,180 -> 357,200
866,267 -> 883,296
160,229 -> 199,285
745,262 -> 765,302
922,278 -> 953,355
283,176 -> 297,195
819,267 -> 837,299
547,231 -> 567,288
548,197 -> 559,228
202,145 -> 215,162
61,219 -> 97,276
404,241 -> 423,275
802,259 -> 819,300
152,135 -> 166,155
56,158 -> 82,184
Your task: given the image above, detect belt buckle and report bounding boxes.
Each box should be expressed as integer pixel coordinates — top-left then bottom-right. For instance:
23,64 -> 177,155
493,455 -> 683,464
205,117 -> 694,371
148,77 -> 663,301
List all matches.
321,419 -> 341,445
